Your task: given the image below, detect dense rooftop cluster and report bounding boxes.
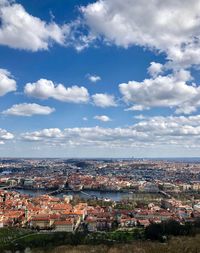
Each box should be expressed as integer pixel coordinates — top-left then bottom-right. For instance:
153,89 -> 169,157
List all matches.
0,158 -> 200,232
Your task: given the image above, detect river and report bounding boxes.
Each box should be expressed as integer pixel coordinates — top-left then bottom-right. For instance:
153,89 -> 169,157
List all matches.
16,188 -> 132,201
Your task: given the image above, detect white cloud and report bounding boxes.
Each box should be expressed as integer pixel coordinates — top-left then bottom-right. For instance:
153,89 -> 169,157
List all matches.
21,126 -> 145,145
22,128 -> 63,141
148,62 -> 163,78
94,115 -> 111,122
81,0 -> 200,68
20,115 -> 200,150
87,74 -> 101,82
24,79 -> 89,103
0,68 -> 16,96
67,19 -> 97,52
0,128 -> 14,141
133,114 -> 146,120
92,93 -> 117,107
83,117 -> 88,121
133,115 -> 200,138
0,0 -> 70,51
119,69 -> 200,114
2,103 -> 55,116
125,105 -> 149,111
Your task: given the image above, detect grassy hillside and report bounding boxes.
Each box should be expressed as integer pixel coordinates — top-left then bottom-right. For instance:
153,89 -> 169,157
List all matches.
32,235 -> 200,253
0,227 -> 34,251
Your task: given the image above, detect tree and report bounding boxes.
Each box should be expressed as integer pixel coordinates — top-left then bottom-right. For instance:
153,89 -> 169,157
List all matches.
145,223 -> 163,240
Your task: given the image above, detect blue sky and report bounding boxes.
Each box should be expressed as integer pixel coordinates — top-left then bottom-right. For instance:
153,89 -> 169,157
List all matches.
0,0 -> 200,157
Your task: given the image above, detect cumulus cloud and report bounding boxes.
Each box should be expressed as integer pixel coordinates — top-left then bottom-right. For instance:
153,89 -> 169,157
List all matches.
2,103 -> 55,116
21,126 -> 145,146
119,69 -> 200,114
81,0 -> 200,68
0,68 -> 16,96
133,114 -> 146,120
20,115 -> 200,149
148,62 -> 163,78
94,115 -> 111,122
3,0 -> 200,67
24,79 -> 89,103
0,128 -> 14,143
92,93 -> 117,107
125,105 -> 149,112
0,0 -> 70,51
22,128 -> 63,141
87,74 -> 101,83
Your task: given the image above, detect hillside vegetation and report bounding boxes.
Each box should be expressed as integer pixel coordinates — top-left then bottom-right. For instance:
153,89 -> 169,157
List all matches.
31,235 -> 200,253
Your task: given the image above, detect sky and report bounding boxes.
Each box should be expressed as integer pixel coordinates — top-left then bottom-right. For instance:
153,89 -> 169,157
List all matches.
1,0 -> 200,158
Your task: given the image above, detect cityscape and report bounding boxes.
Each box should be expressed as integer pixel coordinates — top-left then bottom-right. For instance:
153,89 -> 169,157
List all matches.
1,0 -> 200,252
0,158 -> 200,252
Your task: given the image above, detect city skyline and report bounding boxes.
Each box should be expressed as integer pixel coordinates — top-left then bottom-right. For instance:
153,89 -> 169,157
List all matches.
1,0 -> 200,157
